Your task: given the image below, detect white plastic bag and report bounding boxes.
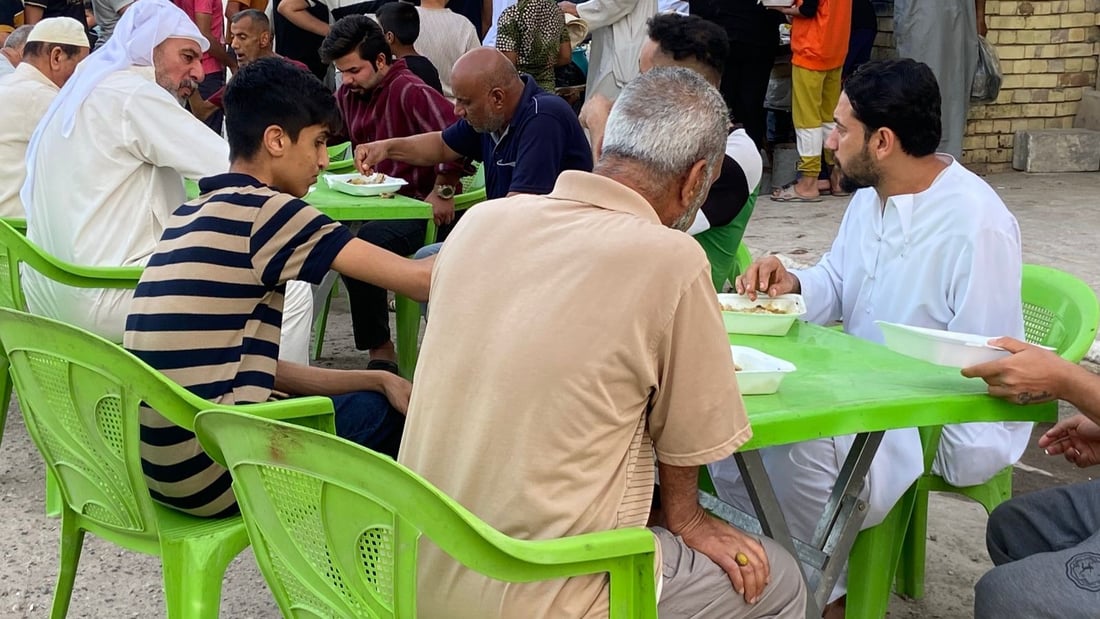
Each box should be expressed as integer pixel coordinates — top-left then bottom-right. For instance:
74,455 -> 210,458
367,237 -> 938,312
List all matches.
971,35 -> 1002,103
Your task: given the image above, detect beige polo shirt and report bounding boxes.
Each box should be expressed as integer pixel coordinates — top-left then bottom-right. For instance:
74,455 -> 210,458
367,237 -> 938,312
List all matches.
399,170 -> 752,619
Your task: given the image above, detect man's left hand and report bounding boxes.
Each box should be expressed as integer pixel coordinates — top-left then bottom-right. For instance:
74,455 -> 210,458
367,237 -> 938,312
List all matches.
559,1 -> 578,16
676,511 -> 771,604
427,192 -> 455,226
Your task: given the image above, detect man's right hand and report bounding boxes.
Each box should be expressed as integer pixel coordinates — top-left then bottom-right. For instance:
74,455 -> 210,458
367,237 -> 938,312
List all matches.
1038,413 -> 1100,468
734,256 -> 801,301
677,512 -> 771,604
376,372 -> 413,415
354,141 -> 390,176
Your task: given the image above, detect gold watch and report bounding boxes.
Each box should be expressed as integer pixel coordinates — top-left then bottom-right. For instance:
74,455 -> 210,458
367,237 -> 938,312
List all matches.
435,184 -> 457,199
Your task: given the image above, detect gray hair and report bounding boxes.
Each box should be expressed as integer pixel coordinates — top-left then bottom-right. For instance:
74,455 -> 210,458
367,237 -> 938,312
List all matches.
601,66 -> 729,180
4,25 -> 33,51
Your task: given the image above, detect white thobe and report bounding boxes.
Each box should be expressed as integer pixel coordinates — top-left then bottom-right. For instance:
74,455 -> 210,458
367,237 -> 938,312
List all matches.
481,0 -> 517,47
709,156 -> 1027,600
0,63 -> 58,218
22,65 -> 314,361
576,0 -> 657,100
0,54 -> 14,78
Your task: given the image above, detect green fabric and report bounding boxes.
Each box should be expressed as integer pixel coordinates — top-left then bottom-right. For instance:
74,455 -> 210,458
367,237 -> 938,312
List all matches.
694,188 -> 757,291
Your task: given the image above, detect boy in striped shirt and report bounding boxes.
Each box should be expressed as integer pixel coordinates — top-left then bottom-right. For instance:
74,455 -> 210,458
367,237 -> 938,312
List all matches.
125,57 -> 431,517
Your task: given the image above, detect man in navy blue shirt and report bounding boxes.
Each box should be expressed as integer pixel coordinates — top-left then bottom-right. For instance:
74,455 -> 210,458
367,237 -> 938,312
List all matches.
354,46 -> 592,201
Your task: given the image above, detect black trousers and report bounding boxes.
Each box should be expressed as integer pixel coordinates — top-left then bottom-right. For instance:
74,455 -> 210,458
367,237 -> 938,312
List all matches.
343,217 -> 456,350
719,42 -> 778,151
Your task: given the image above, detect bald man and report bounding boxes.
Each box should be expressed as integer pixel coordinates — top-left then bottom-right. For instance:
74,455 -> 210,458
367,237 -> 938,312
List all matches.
355,47 -> 592,202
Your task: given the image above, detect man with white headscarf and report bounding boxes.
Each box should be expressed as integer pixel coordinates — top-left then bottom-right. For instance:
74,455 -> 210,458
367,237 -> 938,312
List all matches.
21,0 -> 315,362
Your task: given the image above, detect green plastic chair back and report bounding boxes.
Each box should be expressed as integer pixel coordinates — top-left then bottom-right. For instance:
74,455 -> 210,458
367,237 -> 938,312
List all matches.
327,141 -> 351,161
194,409 -> 658,619
892,264 -> 1100,602
0,308 -> 335,618
455,162 -> 487,211
694,189 -> 757,291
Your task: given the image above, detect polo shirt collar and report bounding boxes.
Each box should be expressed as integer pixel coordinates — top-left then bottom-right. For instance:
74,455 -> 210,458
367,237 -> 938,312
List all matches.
491,75 -> 541,144
198,172 -> 267,194
14,62 -> 58,91
548,171 -> 662,224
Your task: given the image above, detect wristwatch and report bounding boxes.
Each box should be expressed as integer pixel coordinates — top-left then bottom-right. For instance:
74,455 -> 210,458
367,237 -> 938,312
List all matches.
435,184 -> 457,199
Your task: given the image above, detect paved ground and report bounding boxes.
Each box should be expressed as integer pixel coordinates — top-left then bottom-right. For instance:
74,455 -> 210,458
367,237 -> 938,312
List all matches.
0,170 -> 1097,618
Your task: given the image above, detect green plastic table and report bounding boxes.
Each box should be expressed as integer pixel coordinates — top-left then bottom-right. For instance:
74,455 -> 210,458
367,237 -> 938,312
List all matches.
706,321 -> 1057,617
306,180 -> 441,379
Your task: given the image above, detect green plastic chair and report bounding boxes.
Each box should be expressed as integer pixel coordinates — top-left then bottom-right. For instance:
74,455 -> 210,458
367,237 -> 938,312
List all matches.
695,189 -> 757,292
892,264 -> 1100,602
0,308 -> 337,618
193,409 -> 658,619
0,218 -> 146,517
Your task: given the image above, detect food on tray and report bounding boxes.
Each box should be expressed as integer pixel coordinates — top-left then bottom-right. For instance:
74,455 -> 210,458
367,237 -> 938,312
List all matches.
347,172 -> 387,185
734,361 -> 743,372
720,302 -> 791,315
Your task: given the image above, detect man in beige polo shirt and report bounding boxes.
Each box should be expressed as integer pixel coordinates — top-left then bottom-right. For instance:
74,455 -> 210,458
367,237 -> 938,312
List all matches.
399,67 -> 806,619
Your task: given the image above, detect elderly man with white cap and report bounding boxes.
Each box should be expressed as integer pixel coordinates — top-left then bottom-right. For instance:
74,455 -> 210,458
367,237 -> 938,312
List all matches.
0,17 -> 88,218
20,0 -> 315,362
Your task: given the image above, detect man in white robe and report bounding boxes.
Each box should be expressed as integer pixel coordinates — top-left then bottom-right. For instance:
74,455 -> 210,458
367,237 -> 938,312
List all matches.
714,58 -> 1027,612
21,0 -> 314,361
560,0 -> 656,100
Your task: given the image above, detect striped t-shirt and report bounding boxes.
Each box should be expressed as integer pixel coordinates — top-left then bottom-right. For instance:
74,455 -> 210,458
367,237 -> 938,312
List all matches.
124,173 -> 353,517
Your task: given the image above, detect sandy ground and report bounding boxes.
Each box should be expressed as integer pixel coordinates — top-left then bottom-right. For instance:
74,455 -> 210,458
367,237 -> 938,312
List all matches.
0,170 -> 1098,618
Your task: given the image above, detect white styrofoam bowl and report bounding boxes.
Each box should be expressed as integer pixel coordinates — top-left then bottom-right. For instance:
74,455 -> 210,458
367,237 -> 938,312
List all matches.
324,173 -> 408,197
761,0 -> 794,6
876,321 -> 1010,369
717,293 -> 807,336
731,345 -> 796,395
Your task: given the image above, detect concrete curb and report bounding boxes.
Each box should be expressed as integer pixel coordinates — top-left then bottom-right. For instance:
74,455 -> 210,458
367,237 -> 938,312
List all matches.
772,255 -> 1100,365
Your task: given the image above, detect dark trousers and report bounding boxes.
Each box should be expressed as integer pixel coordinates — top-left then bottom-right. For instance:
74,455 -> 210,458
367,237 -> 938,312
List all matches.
198,69 -> 226,134
343,217 -> 455,351
331,390 -> 405,457
719,42 -> 778,151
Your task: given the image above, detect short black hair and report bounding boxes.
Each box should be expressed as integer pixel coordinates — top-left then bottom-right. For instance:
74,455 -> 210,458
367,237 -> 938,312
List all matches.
843,58 -> 942,157
376,1 -> 419,45
224,57 -> 342,161
319,14 -> 391,65
22,41 -> 85,59
646,13 -> 728,78
231,8 -> 270,30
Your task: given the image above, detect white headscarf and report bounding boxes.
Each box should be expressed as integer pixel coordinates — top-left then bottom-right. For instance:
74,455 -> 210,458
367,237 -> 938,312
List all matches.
22,0 -> 208,217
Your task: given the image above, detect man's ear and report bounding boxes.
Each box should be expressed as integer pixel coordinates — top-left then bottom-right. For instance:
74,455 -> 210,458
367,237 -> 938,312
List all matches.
681,158 -> 709,208
263,125 -> 287,157
871,127 -> 896,161
260,31 -> 273,48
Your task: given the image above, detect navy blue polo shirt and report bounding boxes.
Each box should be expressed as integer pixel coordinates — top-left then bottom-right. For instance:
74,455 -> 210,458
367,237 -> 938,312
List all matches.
441,75 -> 593,200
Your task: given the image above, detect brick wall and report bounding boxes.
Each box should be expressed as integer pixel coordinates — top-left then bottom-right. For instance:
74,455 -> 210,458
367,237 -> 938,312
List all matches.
871,0 -> 1100,173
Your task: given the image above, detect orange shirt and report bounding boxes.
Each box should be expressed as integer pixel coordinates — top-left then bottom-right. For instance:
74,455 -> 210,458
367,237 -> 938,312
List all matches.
791,0 -> 852,71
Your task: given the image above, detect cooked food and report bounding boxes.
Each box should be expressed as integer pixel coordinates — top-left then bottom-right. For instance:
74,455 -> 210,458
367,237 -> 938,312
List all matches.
347,172 -> 387,186
720,302 -> 791,315
734,361 -> 743,372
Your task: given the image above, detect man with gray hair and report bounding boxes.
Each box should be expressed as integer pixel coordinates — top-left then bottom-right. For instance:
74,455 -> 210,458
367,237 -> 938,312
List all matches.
398,66 -> 806,618
0,24 -> 33,75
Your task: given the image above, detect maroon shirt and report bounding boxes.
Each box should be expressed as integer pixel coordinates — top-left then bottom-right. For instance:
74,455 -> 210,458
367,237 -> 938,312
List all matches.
336,58 -> 464,198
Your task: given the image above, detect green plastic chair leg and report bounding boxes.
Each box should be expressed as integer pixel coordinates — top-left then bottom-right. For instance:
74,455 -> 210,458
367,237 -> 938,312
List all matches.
845,485 -> 917,618
394,294 -> 421,379
894,484 -> 930,599
311,279 -> 337,362
896,466 -> 1013,600
159,525 -> 250,618
46,469 -> 61,518
50,510 -> 85,619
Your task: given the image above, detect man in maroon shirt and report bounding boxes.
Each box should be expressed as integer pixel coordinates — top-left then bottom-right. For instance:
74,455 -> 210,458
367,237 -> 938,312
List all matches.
320,14 -> 465,374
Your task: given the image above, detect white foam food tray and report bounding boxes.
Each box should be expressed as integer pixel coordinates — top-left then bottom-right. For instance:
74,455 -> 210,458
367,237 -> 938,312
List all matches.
325,173 -> 408,197
717,293 -> 807,336
731,345 -> 796,395
876,321 -> 1012,369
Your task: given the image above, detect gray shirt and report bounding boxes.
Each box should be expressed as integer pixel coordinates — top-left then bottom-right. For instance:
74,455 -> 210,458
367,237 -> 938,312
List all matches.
91,0 -> 132,49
